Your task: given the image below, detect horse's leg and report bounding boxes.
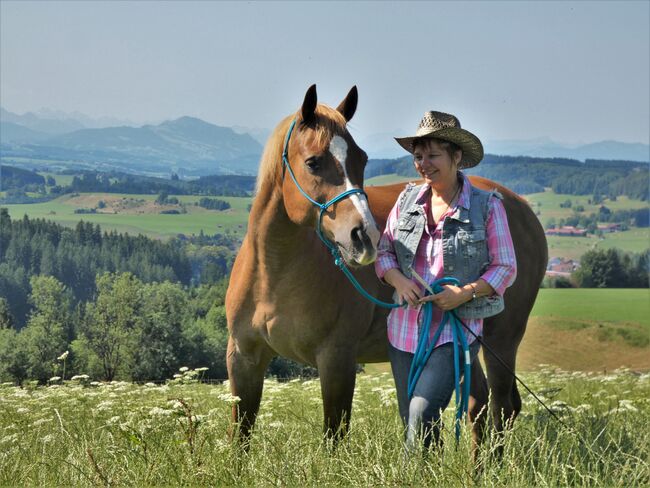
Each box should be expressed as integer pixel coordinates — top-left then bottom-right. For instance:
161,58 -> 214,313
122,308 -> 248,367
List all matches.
467,357 -> 489,460
227,335 -> 273,445
483,338 -> 520,446
316,349 -> 357,443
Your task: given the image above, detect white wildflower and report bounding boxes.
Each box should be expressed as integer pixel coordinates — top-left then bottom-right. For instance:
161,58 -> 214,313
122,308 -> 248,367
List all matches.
217,393 -> 241,404
49,376 -> 61,383
179,366 -> 189,373
57,351 -> 69,361
32,418 -> 53,427
1,434 -> 18,445
70,374 -> 90,381
195,367 -> 208,372
149,407 -> 174,417
96,400 -> 114,412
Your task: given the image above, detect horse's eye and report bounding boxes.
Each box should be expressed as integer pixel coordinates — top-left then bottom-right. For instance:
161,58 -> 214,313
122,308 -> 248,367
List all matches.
305,157 -> 320,172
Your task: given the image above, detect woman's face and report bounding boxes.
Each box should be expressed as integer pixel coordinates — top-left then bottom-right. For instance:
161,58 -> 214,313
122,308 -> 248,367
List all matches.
413,139 -> 461,189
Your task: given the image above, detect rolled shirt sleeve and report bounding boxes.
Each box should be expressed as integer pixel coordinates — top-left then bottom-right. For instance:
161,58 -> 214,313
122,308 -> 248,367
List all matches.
480,196 -> 517,296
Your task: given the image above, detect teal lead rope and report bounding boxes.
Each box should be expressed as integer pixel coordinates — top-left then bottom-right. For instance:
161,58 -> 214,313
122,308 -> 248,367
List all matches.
407,277 -> 472,442
281,119 -> 471,439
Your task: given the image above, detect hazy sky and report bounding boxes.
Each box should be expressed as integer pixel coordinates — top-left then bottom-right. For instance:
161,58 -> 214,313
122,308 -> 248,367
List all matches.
1,1 -> 648,144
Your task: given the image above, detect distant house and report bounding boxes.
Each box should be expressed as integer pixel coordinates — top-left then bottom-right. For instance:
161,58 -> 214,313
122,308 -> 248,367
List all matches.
545,226 -> 587,237
545,257 -> 579,279
547,258 -> 579,273
597,223 -> 622,233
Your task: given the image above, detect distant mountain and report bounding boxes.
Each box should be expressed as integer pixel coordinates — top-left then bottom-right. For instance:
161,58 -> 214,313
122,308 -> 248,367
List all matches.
1,116 -> 264,176
0,122 -> 51,143
484,138 -> 649,162
0,107 -> 86,135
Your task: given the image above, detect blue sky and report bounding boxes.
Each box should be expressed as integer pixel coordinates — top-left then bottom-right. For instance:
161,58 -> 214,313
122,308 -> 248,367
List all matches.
1,1 -> 648,145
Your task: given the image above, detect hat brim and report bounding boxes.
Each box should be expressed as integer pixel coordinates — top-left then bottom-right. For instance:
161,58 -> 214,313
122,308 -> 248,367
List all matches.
394,127 -> 484,169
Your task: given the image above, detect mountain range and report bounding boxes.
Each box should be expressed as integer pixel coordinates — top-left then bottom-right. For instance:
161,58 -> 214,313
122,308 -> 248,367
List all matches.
1,107 -> 648,178
1,108 -> 262,176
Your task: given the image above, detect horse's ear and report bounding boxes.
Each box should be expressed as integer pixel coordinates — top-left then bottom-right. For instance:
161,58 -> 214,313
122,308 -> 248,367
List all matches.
301,84 -> 318,125
336,86 -> 358,122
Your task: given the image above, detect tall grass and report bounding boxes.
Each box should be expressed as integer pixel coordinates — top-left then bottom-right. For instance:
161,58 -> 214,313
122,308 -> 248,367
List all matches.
2,368 -> 648,486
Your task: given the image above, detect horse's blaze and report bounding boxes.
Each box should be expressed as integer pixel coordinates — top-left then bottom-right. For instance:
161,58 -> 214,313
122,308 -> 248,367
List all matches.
328,135 -> 380,265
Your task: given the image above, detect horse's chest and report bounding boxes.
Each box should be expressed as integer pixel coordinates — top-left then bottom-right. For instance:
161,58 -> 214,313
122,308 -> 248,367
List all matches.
251,300 -> 335,355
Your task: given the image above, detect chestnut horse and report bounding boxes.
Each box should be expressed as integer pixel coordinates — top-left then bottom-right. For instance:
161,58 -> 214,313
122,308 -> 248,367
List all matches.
225,85 -> 547,446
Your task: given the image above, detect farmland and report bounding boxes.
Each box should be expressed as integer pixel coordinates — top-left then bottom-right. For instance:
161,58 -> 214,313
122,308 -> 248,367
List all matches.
1,369 -> 648,486
1,193 -> 253,239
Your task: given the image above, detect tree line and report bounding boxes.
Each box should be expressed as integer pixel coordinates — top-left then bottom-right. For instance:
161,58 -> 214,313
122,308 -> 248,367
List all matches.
365,155 -> 649,200
0,166 -> 256,204
0,272 -> 315,385
0,210 -> 239,328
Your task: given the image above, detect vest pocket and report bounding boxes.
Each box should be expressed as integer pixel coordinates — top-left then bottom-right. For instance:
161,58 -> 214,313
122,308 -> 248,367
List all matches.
458,229 -> 486,259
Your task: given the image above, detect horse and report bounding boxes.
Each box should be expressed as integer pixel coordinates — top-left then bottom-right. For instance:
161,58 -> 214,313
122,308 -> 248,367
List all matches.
225,85 -> 548,448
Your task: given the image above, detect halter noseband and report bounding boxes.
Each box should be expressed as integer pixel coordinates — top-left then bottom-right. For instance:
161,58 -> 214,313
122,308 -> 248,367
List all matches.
281,118 -> 368,257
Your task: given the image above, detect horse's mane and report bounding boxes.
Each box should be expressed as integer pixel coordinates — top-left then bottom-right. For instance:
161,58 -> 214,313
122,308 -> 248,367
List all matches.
255,105 -> 347,195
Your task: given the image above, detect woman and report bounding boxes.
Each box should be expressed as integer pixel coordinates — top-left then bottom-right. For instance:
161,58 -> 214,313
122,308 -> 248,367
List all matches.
375,111 -> 517,450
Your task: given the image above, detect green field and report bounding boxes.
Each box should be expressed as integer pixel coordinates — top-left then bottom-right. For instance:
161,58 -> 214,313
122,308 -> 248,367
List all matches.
2,193 -> 253,238
1,369 -> 648,486
365,174 -> 416,186
532,289 -> 649,325
524,191 -> 647,222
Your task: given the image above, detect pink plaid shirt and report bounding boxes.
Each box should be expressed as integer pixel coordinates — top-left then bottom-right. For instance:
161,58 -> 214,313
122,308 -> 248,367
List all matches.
375,174 -> 517,353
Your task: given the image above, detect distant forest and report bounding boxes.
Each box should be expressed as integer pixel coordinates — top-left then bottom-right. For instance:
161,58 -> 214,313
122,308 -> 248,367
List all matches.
0,210 -> 314,384
365,155 -> 649,200
0,166 -> 256,204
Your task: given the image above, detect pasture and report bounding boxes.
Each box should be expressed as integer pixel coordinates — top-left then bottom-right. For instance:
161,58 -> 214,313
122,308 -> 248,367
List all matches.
2,369 -> 648,486
1,193 -> 253,238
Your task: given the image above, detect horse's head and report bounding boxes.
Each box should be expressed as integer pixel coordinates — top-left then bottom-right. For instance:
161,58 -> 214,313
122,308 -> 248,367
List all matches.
280,85 -> 380,266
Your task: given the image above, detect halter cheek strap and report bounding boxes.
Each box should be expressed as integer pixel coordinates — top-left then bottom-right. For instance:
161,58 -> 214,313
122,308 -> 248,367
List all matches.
281,118 -> 368,254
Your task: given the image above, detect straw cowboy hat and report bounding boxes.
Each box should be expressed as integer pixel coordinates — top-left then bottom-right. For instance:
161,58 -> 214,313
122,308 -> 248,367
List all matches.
395,111 -> 484,169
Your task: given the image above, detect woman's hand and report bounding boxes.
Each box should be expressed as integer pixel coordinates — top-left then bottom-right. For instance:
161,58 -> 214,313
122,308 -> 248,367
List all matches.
419,284 -> 471,311
383,269 -> 423,308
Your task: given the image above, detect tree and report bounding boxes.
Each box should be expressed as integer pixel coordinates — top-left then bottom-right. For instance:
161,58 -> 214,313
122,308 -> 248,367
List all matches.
131,281 -> 188,381
155,191 -> 169,205
0,298 -> 13,329
574,249 -> 626,288
21,276 -> 71,382
76,272 -> 143,381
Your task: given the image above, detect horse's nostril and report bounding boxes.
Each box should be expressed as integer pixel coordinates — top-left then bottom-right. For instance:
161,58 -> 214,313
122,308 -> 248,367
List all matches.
351,226 -> 364,244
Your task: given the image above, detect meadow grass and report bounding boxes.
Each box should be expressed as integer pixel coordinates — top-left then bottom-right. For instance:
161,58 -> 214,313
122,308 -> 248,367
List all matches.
2,369 -> 648,486
531,289 -> 650,326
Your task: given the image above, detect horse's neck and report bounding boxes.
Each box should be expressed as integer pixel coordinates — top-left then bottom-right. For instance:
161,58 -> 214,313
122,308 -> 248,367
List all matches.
248,184 -> 320,278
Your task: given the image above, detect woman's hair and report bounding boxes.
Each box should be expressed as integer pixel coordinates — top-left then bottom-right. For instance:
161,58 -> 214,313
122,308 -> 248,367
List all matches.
413,137 -> 462,161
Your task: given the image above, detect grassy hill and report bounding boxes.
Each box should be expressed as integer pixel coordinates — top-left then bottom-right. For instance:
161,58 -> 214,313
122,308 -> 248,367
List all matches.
367,289 -> 650,374
1,193 -> 252,238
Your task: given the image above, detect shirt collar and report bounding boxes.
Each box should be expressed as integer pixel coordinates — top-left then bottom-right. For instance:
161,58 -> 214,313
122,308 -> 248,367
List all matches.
414,171 -> 472,210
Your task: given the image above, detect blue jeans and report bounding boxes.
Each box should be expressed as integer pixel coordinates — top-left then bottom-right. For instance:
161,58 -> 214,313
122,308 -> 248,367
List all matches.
388,340 -> 480,450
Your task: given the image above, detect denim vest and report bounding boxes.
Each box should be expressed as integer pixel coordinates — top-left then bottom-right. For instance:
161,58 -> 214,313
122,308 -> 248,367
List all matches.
393,181 -> 505,319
